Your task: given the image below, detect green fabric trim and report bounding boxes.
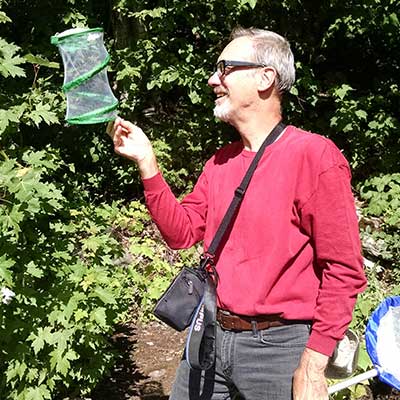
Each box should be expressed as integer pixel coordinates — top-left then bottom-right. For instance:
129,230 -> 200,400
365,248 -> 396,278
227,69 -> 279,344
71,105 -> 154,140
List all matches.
62,54 -> 110,93
51,28 -> 103,45
67,116 -> 116,125
67,101 -> 118,125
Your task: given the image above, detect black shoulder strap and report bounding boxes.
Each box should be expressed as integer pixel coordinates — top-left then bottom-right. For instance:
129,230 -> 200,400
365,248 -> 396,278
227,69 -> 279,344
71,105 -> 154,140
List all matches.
186,121 -> 286,371
206,121 -> 286,257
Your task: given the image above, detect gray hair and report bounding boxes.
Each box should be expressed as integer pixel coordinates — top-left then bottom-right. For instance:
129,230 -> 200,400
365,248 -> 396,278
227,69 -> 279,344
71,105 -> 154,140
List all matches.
230,27 -> 295,93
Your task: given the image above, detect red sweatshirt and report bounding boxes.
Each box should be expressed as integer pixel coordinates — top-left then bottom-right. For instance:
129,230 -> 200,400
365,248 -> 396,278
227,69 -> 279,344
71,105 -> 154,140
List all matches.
143,125 -> 367,356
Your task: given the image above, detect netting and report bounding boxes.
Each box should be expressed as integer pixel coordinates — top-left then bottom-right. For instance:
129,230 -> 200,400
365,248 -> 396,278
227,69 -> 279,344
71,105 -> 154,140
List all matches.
329,296 -> 400,394
51,28 -> 118,124
366,296 -> 400,390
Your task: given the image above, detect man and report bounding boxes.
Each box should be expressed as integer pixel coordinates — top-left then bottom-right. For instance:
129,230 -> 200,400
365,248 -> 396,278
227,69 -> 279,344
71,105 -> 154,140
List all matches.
110,28 -> 367,400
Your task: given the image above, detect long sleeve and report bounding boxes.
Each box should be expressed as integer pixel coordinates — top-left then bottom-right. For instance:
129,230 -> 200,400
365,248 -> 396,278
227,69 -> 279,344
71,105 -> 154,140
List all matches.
299,160 -> 367,355
142,170 -> 209,249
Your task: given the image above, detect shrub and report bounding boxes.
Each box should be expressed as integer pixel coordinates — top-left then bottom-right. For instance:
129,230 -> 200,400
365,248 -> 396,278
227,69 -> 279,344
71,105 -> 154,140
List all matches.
0,150 -> 135,398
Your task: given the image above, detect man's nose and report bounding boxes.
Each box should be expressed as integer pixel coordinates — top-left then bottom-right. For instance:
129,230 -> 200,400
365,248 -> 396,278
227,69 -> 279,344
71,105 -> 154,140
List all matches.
208,71 -> 221,87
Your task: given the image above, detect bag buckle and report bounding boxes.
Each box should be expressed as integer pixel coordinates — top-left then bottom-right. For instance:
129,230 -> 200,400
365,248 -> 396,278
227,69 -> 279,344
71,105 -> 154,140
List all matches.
234,187 -> 245,198
200,254 -> 219,286
200,254 -> 214,268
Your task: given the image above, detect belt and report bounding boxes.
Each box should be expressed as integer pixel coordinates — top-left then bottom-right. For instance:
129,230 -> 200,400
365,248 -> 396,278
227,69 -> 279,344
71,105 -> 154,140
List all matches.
217,309 -> 286,331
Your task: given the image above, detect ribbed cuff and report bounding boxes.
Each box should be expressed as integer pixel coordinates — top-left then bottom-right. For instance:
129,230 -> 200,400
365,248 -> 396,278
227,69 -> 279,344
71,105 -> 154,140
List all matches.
142,172 -> 167,192
306,331 -> 338,357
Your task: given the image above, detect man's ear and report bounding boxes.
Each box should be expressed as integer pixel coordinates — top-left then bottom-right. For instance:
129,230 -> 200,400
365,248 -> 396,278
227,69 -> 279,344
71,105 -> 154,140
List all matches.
257,67 -> 276,92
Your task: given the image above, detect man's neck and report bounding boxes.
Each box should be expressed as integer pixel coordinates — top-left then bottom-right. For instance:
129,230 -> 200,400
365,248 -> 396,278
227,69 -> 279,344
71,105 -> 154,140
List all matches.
236,113 -> 283,152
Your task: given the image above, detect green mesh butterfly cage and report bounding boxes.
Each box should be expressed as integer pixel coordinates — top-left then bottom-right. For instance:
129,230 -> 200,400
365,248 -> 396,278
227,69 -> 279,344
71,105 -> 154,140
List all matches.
51,27 -> 118,124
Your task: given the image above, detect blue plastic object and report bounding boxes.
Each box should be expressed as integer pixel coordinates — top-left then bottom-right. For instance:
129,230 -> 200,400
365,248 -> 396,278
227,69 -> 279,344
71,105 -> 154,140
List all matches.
365,296 -> 400,390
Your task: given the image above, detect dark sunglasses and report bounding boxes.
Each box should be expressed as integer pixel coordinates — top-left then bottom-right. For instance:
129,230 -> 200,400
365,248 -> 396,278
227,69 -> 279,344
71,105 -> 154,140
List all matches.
215,59 -> 267,76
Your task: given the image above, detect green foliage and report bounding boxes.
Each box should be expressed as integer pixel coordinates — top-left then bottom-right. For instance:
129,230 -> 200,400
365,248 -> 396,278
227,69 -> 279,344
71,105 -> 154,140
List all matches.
358,173 -> 400,293
360,174 -> 400,227
0,10 -> 11,23
0,38 -> 26,78
0,149 -> 135,399
0,0 -> 399,398
0,7 -> 137,396
112,200 -> 200,319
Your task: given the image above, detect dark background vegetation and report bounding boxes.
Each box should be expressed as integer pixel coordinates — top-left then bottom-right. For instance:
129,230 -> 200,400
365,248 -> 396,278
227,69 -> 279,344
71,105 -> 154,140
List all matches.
0,0 -> 399,398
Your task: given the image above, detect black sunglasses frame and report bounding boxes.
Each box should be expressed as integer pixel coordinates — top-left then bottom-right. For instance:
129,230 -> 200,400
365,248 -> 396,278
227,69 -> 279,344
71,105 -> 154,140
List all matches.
215,59 -> 267,76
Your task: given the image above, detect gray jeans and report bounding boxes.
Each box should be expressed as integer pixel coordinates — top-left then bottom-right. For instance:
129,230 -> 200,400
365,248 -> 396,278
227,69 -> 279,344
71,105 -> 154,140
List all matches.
170,322 -> 311,400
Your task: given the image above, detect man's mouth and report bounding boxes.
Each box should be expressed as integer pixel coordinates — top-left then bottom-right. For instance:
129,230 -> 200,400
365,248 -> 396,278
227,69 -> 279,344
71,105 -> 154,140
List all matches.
215,92 -> 227,102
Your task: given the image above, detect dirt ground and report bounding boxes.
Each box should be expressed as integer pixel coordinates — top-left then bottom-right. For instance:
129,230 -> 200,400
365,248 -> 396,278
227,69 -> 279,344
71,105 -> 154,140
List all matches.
91,321 -> 400,400
91,321 -> 186,400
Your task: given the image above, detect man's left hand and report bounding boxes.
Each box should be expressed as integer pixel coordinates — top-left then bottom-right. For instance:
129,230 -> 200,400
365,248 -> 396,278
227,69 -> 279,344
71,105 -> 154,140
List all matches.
293,347 -> 329,400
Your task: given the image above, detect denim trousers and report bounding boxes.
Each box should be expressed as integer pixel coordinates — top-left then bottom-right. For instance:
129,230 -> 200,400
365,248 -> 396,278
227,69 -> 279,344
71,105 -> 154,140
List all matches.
169,322 -> 311,400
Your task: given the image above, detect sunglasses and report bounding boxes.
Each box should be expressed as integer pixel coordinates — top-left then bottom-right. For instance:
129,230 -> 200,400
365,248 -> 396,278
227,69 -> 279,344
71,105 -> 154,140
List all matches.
215,59 -> 267,76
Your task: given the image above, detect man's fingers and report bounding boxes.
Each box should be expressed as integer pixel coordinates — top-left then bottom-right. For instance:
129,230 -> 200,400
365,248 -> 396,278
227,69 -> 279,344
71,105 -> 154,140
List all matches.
118,118 -> 141,134
106,117 -> 127,139
113,126 -> 125,147
113,134 -> 122,148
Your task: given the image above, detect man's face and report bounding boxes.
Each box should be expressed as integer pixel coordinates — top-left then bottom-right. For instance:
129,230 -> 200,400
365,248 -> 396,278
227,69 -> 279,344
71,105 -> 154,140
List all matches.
208,37 -> 260,123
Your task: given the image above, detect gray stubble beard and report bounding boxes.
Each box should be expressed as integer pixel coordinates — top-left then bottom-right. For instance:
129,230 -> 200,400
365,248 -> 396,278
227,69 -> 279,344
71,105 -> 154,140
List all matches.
213,99 -> 231,122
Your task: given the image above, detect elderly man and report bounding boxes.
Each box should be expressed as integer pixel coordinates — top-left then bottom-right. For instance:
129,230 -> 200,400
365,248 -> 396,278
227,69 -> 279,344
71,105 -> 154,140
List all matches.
111,28 -> 366,400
